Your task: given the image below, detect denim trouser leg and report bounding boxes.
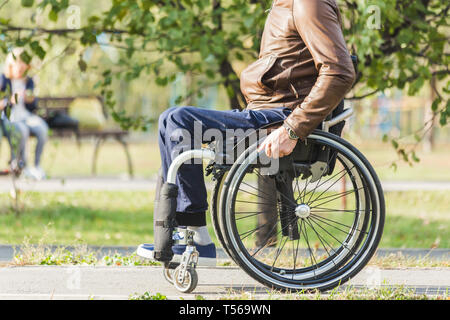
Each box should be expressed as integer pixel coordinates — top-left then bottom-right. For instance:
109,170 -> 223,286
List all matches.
158,106 -> 292,227
1,119 -> 28,167
1,115 -> 48,168
25,115 -> 49,167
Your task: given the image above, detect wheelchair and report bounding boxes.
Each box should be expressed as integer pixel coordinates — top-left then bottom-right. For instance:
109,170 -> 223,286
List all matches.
155,105 -> 385,294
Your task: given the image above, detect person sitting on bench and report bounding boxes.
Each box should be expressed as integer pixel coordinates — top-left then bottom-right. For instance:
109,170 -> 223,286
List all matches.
0,48 -> 48,180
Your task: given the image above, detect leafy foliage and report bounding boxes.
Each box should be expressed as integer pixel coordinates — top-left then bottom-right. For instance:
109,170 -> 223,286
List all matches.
0,0 -> 448,135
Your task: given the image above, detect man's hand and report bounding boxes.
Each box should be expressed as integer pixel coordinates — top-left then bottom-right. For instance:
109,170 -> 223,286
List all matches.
258,126 -> 298,159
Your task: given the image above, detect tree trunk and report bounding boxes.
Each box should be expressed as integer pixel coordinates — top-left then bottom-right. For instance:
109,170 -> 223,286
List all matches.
422,75 -> 437,153
219,60 -> 245,110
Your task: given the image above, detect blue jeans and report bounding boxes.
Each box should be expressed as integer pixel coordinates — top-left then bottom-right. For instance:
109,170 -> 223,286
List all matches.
158,106 -> 292,226
2,115 -> 48,168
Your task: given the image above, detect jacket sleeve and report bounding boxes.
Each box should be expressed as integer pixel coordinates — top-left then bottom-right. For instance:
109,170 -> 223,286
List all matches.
25,77 -> 38,113
284,0 -> 355,140
0,74 -> 8,93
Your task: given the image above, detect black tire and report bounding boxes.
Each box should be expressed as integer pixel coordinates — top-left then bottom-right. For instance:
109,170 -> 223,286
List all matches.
210,170 -> 235,261
218,130 -> 385,292
163,267 -> 174,284
173,266 -> 198,294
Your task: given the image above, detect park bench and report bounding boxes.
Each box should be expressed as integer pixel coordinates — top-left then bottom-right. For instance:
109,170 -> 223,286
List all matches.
36,96 -> 134,178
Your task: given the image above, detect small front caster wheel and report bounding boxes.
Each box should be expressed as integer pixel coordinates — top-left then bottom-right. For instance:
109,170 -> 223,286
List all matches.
173,265 -> 198,293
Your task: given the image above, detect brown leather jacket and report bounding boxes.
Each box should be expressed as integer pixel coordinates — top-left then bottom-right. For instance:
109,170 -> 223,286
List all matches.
240,0 -> 356,139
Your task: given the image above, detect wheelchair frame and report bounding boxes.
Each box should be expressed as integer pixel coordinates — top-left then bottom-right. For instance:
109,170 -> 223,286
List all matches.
160,106 -> 384,293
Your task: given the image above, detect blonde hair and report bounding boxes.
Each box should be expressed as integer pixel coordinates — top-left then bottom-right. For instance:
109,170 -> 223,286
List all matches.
4,48 -> 30,79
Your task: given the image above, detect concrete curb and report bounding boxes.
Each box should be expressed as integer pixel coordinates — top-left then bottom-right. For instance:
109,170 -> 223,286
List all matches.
1,244 -> 448,262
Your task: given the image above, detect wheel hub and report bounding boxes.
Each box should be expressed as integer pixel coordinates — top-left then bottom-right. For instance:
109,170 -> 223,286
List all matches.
295,204 -> 311,219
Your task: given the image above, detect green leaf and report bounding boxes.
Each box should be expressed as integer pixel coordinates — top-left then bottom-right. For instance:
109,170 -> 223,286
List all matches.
21,0 -> 34,7
5,104 -> 11,119
390,162 -> 398,172
397,148 -> 409,162
235,51 -> 244,61
205,69 -> 215,79
155,76 -> 168,86
78,56 -> 87,72
391,139 -> 399,150
414,133 -> 421,142
19,51 -> 32,64
30,41 -> 46,60
431,97 -> 441,112
439,111 -> 448,126
49,9 -> 58,22
88,16 -> 101,24
174,95 -> 183,105
0,17 -> 11,25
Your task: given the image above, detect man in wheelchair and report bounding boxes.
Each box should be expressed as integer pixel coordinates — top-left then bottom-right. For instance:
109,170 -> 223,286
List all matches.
138,0 -> 356,264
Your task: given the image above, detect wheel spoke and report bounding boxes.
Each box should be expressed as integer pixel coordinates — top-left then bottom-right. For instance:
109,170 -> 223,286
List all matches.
312,207 -> 370,213
290,162 -> 302,200
303,218 -> 336,264
254,169 -> 297,207
235,211 -> 272,215
300,219 -> 318,272
235,199 -> 278,207
310,213 -> 367,235
239,220 -> 275,240
308,188 -> 358,207
270,236 -> 289,272
291,231 -> 301,279
303,164 -> 355,203
308,188 -> 358,209
309,214 -> 353,236
238,186 -> 276,202
305,166 -> 327,204
308,166 -> 355,207
235,212 -> 265,221
308,217 -> 358,258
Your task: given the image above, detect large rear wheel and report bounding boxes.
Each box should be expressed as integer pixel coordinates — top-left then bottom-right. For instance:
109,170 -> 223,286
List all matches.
218,130 -> 385,292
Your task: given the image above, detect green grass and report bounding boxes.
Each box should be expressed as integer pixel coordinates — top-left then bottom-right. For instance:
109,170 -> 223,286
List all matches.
129,285 -> 448,300
0,191 -> 155,245
382,190 -> 449,248
0,138 -> 162,178
352,140 -> 450,182
129,292 -> 168,300
218,285 -> 448,300
0,190 -> 448,249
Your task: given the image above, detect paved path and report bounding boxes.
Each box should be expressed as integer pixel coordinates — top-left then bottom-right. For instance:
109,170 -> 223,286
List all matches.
0,245 -> 448,299
1,177 -> 450,192
0,265 -> 448,300
0,177 -> 153,192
